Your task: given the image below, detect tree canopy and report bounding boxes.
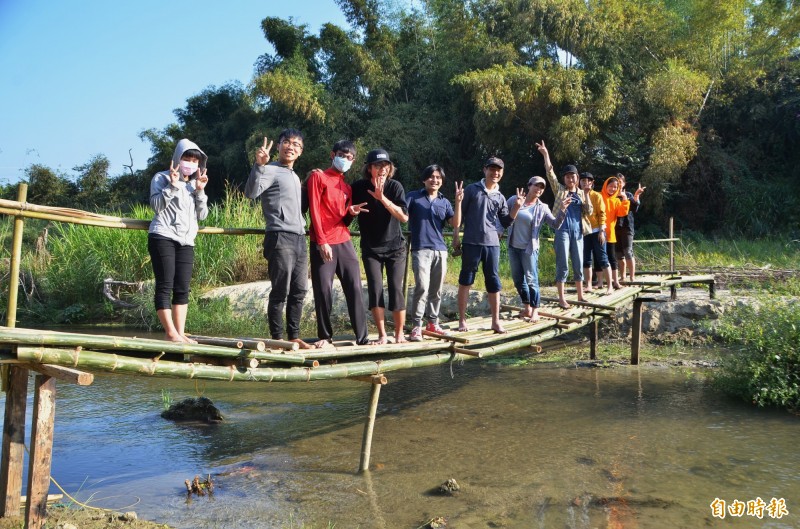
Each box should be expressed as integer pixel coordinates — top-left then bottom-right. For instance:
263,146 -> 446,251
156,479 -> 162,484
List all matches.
14,0 -> 800,236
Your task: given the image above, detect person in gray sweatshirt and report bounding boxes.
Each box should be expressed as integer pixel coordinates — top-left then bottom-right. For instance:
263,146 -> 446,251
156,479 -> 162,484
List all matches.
244,129 -> 311,349
148,138 -> 209,343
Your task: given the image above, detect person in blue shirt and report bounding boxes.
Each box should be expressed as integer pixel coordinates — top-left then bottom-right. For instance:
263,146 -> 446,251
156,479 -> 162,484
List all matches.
405,165 -> 463,341
453,157 -> 524,333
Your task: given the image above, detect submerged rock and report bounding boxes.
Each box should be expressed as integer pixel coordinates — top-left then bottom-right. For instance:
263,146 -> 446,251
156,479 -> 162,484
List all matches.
161,397 -> 224,423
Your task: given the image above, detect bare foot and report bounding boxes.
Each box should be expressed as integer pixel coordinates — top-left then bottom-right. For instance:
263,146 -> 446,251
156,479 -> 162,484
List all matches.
585,285 -> 593,292
290,338 -> 314,350
558,300 -> 570,309
394,334 -> 407,344
491,324 -> 507,334
577,295 -> 585,302
530,310 -> 540,323
612,282 -> 622,289
605,287 -> 614,295
314,339 -> 333,349
182,335 -> 198,344
370,336 -> 389,345
457,321 -> 470,332
166,333 -> 184,343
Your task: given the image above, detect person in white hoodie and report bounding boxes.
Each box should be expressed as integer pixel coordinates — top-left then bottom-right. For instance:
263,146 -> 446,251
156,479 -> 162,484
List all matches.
148,139 -> 209,343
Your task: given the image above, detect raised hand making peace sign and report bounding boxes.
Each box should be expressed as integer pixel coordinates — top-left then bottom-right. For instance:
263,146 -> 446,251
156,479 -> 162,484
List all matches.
195,168 -> 209,192
169,159 -> 182,186
256,136 -> 273,166
454,181 -> 464,203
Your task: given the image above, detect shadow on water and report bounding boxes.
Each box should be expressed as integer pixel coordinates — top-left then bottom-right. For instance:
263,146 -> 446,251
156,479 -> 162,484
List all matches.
2,334 -> 799,528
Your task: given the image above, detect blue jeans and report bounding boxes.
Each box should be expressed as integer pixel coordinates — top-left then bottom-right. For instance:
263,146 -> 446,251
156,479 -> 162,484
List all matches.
554,224 -> 584,283
508,246 -> 540,307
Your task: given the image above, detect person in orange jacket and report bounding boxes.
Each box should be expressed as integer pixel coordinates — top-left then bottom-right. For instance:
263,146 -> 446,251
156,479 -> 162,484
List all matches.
597,175 -> 630,290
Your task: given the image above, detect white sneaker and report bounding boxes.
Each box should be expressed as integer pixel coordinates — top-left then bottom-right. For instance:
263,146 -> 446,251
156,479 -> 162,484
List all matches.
409,326 -> 423,342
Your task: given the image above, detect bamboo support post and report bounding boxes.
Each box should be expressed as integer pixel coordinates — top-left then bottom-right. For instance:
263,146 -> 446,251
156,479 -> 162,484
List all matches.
25,374 -> 56,529
5,186 -> 27,329
359,380 -> 383,473
669,218 -> 677,301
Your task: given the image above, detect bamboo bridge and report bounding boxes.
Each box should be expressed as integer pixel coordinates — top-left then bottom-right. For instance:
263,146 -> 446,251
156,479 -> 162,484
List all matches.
0,185 -> 714,528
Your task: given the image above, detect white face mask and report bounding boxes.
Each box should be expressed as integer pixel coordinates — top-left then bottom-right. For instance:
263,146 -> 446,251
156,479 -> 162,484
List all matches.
179,160 -> 198,176
332,156 -> 353,173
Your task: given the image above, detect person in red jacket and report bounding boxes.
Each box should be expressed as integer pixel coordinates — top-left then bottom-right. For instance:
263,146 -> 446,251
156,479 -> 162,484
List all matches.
307,140 -> 371,347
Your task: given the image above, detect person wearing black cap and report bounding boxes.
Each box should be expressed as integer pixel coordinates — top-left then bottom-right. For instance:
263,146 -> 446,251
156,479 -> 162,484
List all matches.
536,140 -> 593,309
351,148 -> 409,344
453,156 -> 524,333
579,171 -> 613,294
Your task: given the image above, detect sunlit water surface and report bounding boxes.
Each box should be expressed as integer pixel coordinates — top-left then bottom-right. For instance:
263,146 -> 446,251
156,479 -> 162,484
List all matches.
3,348 -> 798,528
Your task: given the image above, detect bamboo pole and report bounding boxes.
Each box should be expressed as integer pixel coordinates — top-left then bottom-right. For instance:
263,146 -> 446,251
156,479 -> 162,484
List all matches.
0,203 -> 262,235
539,296 -> 617,311
187,336 -> 244,349
0,327 -> 304,362
16,344 -> 309,367
359,381 -> 382,472
452,346 -> 482,357
5,186 -> 27,328
186,335 -> 291,352
537,311 -> 583,324
421,330 -> 469,343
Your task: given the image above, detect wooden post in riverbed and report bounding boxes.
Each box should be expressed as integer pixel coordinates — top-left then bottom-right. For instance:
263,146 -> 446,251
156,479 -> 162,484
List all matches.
589,320 -> 598,360
24,375 -> 56,529
358,375 -> 387,473
1,184 -> 29,518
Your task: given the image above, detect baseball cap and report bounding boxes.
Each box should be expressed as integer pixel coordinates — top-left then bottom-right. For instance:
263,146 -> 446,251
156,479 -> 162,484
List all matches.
366,149 -> 392,164
484,157 -> 504,169
527,176 -> 546,187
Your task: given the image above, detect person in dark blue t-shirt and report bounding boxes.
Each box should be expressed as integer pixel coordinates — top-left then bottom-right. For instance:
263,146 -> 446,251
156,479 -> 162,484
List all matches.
405,165 -> 463,341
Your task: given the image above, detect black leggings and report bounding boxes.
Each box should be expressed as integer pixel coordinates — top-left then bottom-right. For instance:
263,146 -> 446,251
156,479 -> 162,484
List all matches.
148,234 -> 194,310
362,247 -> 407,311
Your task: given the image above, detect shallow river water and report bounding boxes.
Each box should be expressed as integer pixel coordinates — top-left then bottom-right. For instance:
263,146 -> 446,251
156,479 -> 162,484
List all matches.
2,353 -> 798,528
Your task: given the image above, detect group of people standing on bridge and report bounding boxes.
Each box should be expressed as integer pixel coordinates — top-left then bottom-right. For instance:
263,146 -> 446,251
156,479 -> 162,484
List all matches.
147,131 -> 644,346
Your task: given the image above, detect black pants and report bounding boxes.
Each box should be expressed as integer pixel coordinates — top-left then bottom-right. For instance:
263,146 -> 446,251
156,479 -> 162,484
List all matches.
148,234 -> 194,310
362,246 -> 407,311
264,231 -> 308,340
310,241 -> 369,344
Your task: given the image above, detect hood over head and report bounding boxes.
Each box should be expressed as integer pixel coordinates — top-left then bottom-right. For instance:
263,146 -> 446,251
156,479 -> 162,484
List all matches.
171,139 -> 208,175
601,176 -> 621,198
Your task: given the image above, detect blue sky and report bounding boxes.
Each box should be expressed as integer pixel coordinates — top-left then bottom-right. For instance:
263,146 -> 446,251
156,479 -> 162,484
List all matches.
0,0 -> 350,183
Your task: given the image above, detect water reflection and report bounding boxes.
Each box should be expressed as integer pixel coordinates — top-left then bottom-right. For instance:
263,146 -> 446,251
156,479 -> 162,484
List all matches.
2,356 -> 798,528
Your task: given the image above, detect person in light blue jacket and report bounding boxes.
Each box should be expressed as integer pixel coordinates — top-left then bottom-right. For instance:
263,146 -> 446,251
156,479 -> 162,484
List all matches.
148,138 -> 209,343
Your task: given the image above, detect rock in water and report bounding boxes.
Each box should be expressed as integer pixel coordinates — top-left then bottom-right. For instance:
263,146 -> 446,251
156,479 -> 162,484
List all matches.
161,397 -> 224,423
